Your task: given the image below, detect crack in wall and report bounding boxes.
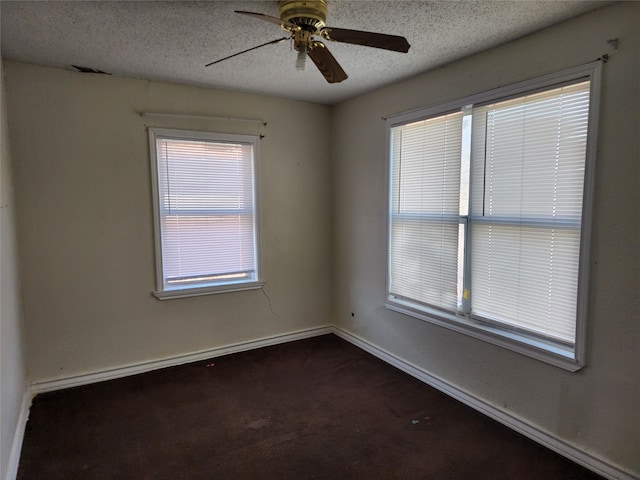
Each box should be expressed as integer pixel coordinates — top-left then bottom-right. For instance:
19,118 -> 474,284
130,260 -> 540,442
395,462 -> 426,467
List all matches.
260,288 -> 280,320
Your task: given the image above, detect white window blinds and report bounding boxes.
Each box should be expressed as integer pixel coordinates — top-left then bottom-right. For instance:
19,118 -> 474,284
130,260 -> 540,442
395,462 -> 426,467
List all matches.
469,82 -> 590,343
151,131 -> 259,293
388,112 -> 463,312
386,63 -> 599,366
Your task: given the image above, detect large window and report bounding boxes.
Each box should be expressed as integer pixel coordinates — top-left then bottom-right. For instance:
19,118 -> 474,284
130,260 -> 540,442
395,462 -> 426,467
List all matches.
386,63 -> 600,369
149,128 -> 262,299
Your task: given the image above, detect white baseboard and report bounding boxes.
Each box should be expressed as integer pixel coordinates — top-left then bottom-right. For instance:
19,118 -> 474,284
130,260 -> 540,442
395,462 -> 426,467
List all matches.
30,325 -> 333,395
5,386 -> 32,480
332,327 -> 637,480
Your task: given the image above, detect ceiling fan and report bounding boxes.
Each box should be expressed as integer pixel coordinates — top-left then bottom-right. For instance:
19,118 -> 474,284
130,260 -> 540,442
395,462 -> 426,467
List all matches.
205,0 -> 411,84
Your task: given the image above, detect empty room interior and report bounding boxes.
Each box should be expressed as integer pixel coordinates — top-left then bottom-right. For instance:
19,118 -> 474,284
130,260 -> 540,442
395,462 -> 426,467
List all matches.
1,1 -> 638,479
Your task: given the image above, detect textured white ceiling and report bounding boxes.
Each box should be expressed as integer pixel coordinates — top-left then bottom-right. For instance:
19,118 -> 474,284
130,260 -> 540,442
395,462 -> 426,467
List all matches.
1,0 -> 611,105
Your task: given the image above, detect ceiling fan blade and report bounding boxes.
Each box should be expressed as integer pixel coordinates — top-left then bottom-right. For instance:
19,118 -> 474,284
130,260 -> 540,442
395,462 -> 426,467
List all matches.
321,27 -> 410,53
235,10 -> 299,30
307,41 -> 348,84
205,36 -> 290,67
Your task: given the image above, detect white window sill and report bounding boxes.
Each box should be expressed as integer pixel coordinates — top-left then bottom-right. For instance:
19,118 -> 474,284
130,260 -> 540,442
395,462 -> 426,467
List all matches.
385,298 -> 583,372
153,281 -> 265,300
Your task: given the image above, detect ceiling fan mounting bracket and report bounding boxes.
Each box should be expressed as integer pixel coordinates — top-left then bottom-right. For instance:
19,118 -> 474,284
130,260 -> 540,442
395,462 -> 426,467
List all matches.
279,0 -> 327,32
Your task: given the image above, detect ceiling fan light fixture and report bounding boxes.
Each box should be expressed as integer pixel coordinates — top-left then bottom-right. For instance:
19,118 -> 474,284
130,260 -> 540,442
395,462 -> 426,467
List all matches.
293,29 -> 313,72
295,48 -> 307,71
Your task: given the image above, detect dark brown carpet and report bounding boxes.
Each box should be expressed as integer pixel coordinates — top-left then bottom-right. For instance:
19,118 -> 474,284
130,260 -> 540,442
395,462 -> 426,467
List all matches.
18,334 -> 603,479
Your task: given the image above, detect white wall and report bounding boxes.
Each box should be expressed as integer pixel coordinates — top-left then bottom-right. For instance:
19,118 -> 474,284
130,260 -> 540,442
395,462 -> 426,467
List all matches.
331,2 -> 639,477
0,59 -> 28,480
4,63 -> 333,382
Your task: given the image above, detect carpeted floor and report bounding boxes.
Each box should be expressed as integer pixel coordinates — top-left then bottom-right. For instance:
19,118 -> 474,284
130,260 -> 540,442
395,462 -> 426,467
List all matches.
18,334 -> 603,479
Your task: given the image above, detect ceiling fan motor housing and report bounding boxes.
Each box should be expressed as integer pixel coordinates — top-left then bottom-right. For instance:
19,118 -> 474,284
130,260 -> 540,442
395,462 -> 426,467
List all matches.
279,0 -> 327,31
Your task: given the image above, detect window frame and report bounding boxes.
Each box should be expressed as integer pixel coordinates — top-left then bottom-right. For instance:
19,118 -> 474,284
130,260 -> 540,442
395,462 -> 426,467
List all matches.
385,62 -> 601,371
148,127 -> 264,300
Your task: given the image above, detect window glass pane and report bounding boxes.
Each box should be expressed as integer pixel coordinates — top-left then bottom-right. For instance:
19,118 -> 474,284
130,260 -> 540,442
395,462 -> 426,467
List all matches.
469,81 -> 590,343
154,133 -> 258,291
471,82 -> 590,221
162,214 -> 256,287
471,224 -> 580,343
389,112 -> 463,311
390,218 -> 460,310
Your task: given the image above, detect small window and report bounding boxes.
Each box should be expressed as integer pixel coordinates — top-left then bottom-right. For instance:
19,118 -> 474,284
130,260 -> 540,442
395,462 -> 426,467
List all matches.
149,128 -> 262,299
386,62 -> 600,370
